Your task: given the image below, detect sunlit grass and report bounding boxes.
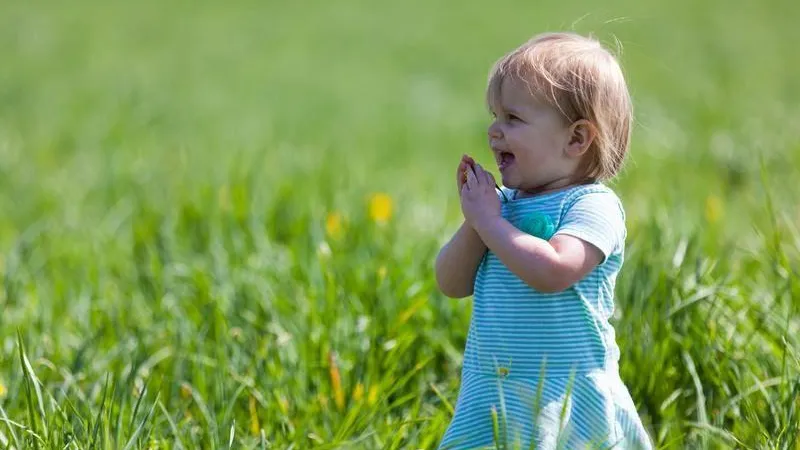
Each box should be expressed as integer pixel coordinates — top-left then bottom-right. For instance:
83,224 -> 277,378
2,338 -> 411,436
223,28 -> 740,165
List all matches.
1,0 -> 799,449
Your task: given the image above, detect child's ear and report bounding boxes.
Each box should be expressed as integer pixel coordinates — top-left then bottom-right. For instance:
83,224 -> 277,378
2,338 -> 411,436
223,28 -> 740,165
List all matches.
564,119 -> 597,158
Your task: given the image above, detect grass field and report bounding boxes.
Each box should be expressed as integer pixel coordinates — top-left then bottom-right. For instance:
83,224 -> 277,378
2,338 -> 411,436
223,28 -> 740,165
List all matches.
1,0 -> 800,448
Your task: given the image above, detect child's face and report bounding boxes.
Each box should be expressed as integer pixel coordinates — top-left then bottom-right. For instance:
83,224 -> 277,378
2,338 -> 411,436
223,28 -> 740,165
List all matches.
487,77 -> 581,194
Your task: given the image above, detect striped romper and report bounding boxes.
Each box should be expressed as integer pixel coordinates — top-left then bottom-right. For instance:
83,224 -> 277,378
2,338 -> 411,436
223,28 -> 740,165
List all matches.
439,183 -> 653,450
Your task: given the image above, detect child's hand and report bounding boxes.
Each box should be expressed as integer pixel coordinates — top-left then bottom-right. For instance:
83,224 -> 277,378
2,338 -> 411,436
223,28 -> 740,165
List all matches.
456,154 -> 476,195
460,162 -> 501,230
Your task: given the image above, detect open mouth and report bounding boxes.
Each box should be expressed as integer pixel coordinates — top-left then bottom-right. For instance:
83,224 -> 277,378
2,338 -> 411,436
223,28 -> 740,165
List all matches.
497,151 -> 515,171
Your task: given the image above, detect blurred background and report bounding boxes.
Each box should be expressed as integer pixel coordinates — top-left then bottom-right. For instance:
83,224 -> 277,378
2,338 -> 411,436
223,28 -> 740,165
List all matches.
1,0 -> 799,448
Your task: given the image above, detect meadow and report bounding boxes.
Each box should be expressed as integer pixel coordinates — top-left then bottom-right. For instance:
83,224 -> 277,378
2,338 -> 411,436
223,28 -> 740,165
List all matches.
1,0 -> 799,448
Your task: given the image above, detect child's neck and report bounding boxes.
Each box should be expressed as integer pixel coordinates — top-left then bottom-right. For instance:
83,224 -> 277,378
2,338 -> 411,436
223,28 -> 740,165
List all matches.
515,175 -> 593,199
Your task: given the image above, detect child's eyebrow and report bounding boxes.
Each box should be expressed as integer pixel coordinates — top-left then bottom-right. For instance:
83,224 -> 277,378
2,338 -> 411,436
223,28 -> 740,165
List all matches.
502,106 -> 525,117
487,100 -> 525,118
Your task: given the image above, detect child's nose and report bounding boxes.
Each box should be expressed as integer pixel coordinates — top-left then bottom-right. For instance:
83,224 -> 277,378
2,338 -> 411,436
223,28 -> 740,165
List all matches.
487,122 -> 503,140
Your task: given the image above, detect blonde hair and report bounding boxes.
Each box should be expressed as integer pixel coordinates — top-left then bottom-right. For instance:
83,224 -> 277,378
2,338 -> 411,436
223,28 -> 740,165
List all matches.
487,32 -> 632,181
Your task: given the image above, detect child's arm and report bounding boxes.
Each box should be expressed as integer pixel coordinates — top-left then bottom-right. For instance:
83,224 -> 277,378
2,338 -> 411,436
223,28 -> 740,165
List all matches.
461,164 -> 621,293
434,221 -> 487,298
472,217 -> 602,293
434,154 -> 488,298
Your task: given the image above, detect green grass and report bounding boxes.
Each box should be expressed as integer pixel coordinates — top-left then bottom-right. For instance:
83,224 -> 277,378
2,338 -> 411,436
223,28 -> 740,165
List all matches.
1,0 -> 799,448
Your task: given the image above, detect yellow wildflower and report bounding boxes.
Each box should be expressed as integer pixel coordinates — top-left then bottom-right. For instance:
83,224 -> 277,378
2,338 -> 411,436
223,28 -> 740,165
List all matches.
705,195 -> 723,224
249,395 -> 260,436
325,212 -> 344,238
377,265 -> 387,282
180,382 -> 192,400
368,193 -> 393,224
367,385 -> 379,405
0,380 -> 6,398
328,351 -> 345,410
352,382 -> 364,402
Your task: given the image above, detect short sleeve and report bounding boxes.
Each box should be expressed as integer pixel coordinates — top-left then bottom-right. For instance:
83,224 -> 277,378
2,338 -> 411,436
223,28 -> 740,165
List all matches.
554,191 -> 626,262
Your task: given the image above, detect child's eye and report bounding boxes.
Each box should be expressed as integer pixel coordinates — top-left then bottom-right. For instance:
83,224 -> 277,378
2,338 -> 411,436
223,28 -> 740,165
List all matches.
507,114 -> 522,122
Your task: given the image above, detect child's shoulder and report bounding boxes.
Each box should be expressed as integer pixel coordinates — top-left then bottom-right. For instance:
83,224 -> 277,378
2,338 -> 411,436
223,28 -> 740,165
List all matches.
564,181 -> 620,198
559,182 -> 624,215
555,182 -> 627,259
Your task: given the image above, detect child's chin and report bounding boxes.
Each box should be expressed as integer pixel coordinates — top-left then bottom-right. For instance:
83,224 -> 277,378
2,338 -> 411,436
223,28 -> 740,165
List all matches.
500,175 -> 517,188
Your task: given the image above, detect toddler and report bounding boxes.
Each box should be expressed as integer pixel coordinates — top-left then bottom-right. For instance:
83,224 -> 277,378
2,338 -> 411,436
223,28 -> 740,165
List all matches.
435,32 -> 653,449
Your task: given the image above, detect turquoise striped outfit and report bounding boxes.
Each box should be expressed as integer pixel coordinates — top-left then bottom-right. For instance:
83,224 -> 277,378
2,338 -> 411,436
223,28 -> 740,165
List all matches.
439,183 -> 652,450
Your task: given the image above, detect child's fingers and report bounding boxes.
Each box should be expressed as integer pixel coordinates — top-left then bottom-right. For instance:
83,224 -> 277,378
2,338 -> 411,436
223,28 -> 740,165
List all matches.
484,170 -> 496,186
458,155 -> 475,188
481,171 -> 491,187
474,164 -> 489,187
457,160 -> 468,188
465,164 -> 478,190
